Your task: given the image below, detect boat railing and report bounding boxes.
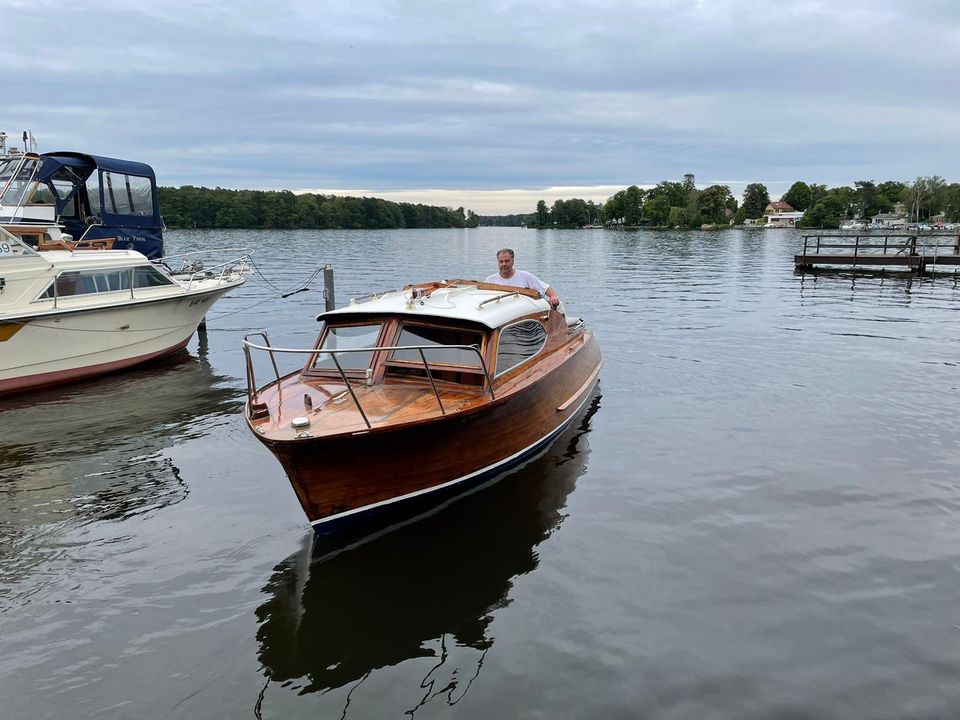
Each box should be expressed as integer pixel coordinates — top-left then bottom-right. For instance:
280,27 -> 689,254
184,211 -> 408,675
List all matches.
159,247 -> 252,267
242,333 -> 495,428
799,232 -> 960,260
477,290 -> 522,308
161,250 -> 253,289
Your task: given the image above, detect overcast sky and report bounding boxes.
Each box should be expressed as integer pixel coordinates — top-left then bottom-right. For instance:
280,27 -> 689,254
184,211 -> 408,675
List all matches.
4,0 -> 958,213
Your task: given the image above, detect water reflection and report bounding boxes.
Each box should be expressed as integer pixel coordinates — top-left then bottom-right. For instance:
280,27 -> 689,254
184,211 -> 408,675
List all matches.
0,349 -> 241,604
255,392 -> 600,714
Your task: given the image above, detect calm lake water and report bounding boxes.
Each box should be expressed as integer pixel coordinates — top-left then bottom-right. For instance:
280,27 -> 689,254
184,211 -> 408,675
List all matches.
2,227 -> 959,719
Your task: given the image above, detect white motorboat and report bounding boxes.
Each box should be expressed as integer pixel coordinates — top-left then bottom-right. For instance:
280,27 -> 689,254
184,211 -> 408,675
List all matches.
0,229 -> 249,395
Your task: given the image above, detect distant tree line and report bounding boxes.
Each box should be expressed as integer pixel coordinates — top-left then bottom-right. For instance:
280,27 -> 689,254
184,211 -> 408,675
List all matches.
783,178 -> 960,228
158,186 -> 481,229
477,213 -> 534,227
514,174 -> 960,230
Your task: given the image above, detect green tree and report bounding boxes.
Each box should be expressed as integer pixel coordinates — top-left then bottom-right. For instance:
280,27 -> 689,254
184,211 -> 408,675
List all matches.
667,206 -> 687,228
698,185 -> 732,223
877,181 -> 906,207
603,191 -> 626,225
295,194 -> 320,227
567,198 -> 591,227
943,184 -> 960,222
853,181 -> 877,219
623,185 -> 645,225
586,201 -> 602,225
798,194 -> 846,228
742,183 -> 770,219
535,200 -> 549,227
685,189 -> 700,227
782,181 -> 812,211
808,183 -> 828,207
647,181 -> 687,209
902,176 -> 947,222
643,195 -> 671,225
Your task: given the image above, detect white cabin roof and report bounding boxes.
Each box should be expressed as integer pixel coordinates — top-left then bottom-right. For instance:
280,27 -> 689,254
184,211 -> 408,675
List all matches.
42,248 -> 151,269
319,283 -> 551,329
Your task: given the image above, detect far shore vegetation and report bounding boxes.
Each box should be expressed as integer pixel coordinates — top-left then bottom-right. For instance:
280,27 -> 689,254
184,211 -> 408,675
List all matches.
158,186 -> 481,230
518,175 -> 960,230
159,175 -> 960,231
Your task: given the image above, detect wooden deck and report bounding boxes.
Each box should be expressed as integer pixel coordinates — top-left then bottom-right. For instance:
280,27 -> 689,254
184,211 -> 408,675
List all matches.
795,232 -> 960,273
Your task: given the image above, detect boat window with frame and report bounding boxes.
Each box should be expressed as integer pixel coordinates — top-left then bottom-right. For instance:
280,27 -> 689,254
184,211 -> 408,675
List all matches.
37,265 -> 174,299
495,319 -> 548,377
384,322 -> 486,385
85,173 -> 101,217
0,157 -> 41,207
50,168 -> 81,217
308,322 -> 384,373
0,158 -> 18,184
133,265 -> 175,288
103,171 -> 154,216
28,183 -> 55,205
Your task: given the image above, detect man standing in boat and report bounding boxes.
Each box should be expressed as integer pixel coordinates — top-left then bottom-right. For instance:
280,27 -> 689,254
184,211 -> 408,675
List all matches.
486,248 -> 561,309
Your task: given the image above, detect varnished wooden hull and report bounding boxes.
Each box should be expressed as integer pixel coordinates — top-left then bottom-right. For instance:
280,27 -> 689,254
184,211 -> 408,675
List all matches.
256,334 -> 601,534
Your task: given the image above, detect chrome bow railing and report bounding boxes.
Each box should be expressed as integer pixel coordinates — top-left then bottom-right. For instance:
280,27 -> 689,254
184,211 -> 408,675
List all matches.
242,333 -> 495,429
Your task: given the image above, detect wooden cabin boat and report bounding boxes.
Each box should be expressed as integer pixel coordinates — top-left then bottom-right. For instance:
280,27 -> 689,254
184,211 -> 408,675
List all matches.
243,279 -> 602,534
0,229 -> 249,396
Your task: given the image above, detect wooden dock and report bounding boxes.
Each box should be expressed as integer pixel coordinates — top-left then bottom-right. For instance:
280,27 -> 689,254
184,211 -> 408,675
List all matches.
795,232 -> 960,274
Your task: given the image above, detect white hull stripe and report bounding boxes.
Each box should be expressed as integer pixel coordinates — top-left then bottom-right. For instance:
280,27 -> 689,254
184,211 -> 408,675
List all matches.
311,375 -> 599,527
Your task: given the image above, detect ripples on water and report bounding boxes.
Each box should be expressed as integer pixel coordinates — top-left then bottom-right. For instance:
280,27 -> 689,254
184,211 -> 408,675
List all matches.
2,228 -> 959,719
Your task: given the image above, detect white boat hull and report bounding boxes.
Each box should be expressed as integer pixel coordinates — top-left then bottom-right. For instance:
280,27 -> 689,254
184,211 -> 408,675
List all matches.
0,286 -> 233,395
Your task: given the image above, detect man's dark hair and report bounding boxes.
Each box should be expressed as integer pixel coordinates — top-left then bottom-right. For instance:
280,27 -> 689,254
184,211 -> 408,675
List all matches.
496,248 -> 515,258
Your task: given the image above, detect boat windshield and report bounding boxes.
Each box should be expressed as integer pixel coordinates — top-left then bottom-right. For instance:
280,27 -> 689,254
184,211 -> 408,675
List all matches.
389,323 -> 483,368
311,322 -> 383,372
0,156 -> 41,208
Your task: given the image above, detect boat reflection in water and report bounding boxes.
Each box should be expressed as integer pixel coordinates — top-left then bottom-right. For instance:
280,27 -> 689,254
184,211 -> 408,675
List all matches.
0,344 -> 241,602
254,391 -> 600,713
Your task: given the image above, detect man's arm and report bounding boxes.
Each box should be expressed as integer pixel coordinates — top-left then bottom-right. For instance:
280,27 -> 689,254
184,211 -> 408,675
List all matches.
545,285 -> 560,308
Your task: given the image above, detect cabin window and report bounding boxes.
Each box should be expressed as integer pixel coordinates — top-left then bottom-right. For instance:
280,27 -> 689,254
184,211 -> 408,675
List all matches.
311,323 -> 383,372
51,168 -> 80,201
103,172 -> 154,216
132,265 -> 175,288
50,168 -> 80,217
0,158 -> 40,207
29,184 -> 55,205
389,324 -> 483,368
37,265 -> 173,299
85,174 -> 101,216
495,320 -> 547,376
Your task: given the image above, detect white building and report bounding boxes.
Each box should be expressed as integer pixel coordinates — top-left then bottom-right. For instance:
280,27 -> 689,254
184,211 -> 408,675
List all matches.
870,213 -> 906,229
765,211 -> 804,228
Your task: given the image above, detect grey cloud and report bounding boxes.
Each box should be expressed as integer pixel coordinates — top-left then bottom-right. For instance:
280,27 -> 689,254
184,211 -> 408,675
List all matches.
3,0 -> 958,211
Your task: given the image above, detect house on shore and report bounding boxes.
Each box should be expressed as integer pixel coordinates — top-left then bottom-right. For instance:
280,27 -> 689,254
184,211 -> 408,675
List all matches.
764,201 -> 803,228
870,212 -> 906,229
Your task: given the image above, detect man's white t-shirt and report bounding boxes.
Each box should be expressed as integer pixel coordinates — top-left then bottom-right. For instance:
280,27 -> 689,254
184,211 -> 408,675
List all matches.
485,270 -> 549,296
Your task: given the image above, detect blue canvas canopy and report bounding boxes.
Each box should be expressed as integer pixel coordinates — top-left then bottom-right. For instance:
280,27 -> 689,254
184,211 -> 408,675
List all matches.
38,152 -> 164,258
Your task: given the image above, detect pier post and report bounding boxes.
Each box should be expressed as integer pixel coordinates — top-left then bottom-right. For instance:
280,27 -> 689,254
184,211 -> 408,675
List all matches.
323,264 -> 336,312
